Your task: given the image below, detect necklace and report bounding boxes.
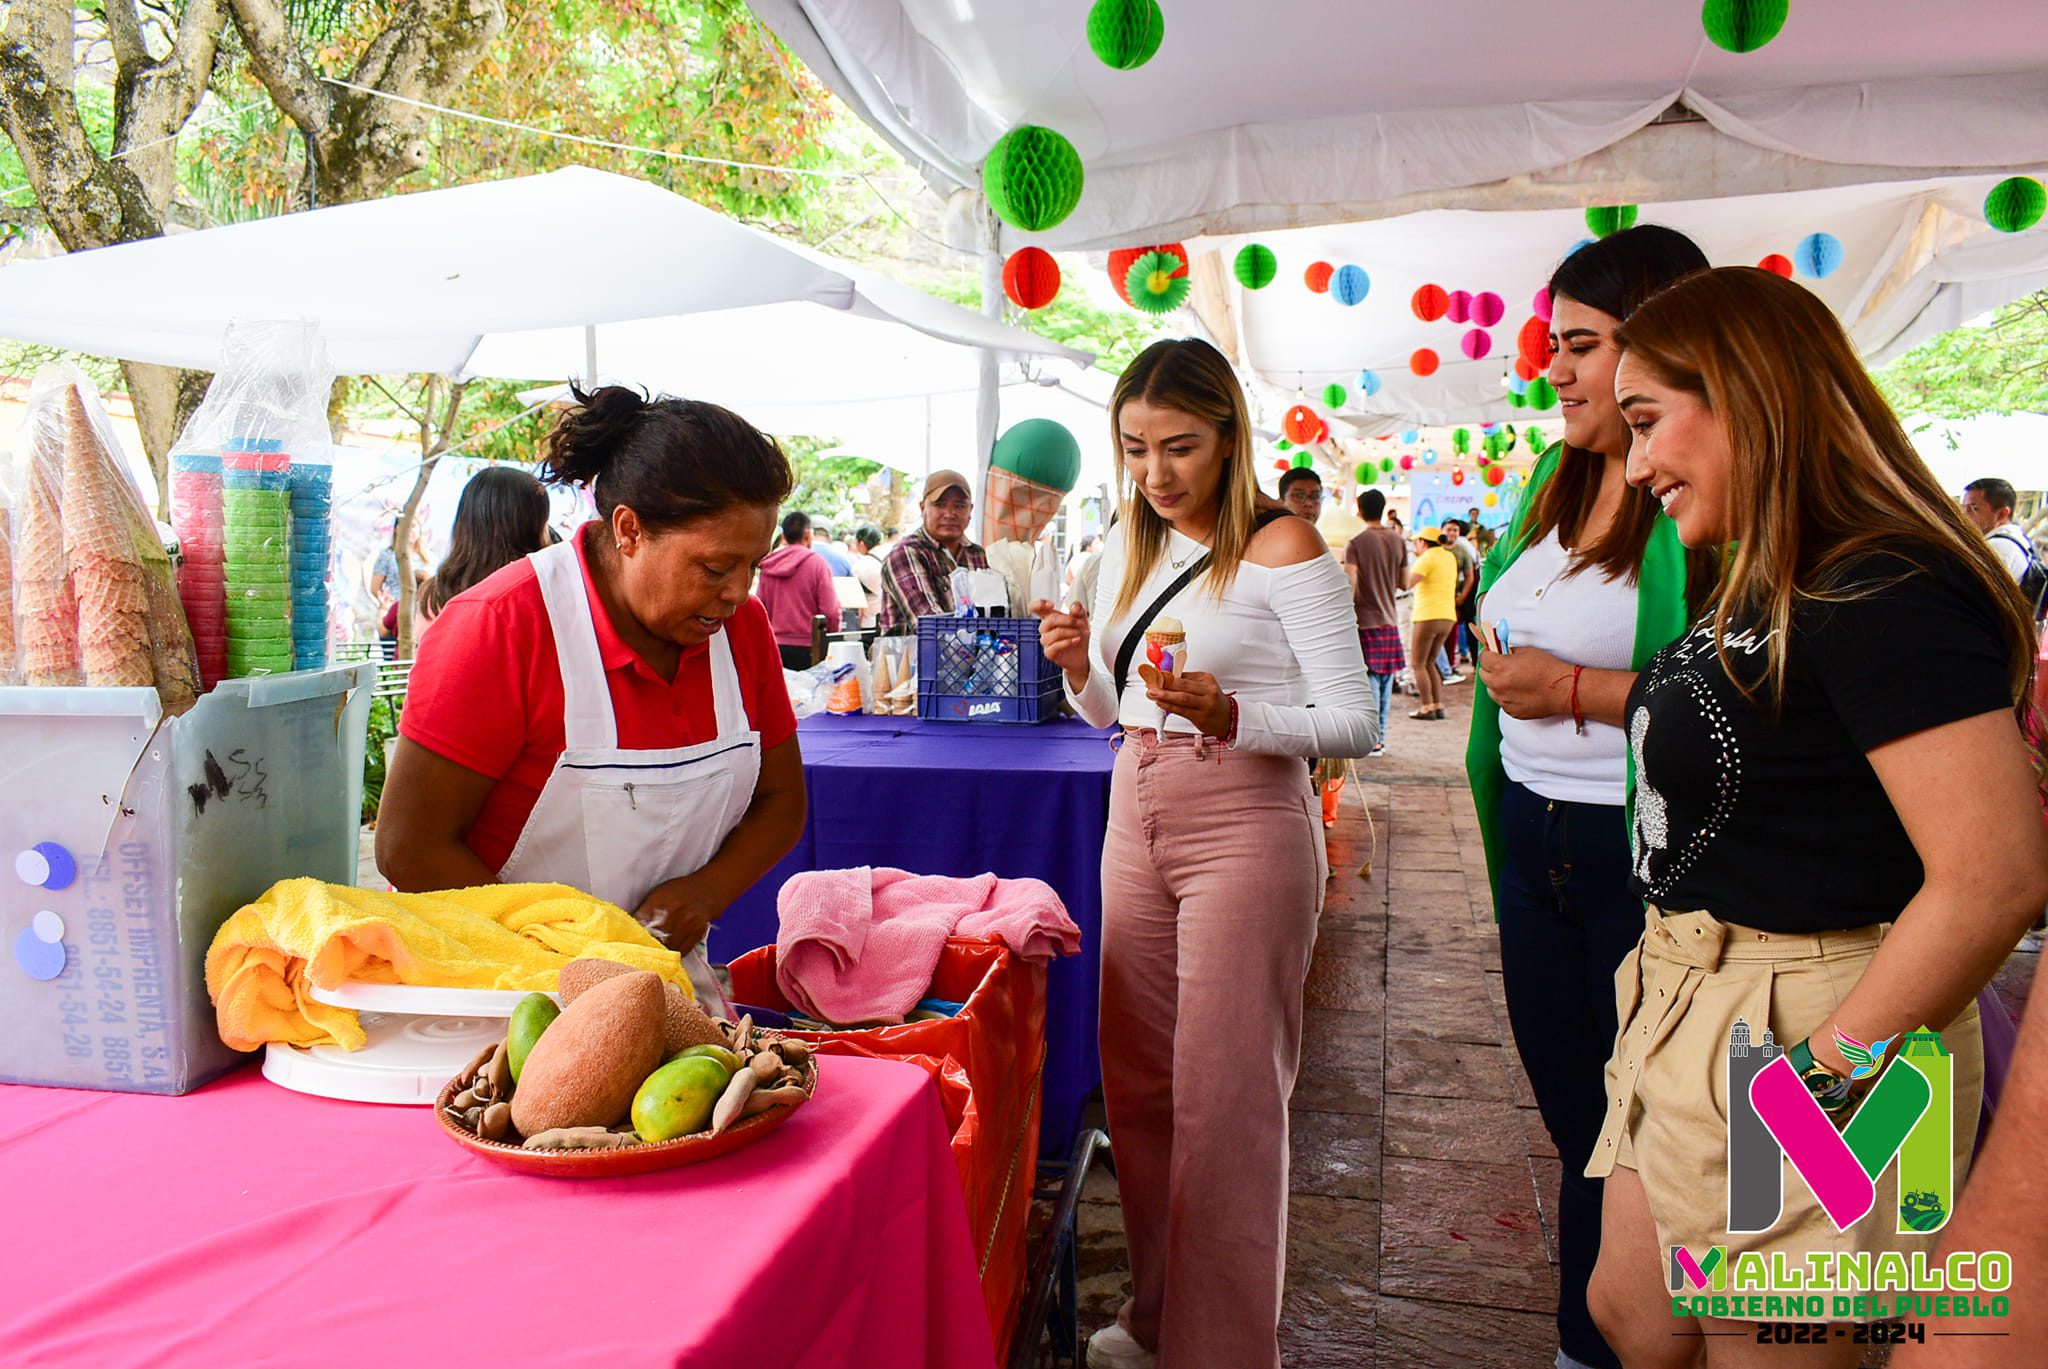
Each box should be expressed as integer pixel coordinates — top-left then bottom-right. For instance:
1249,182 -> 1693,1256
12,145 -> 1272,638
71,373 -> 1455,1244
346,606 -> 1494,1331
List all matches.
1168,539 -> 1204,570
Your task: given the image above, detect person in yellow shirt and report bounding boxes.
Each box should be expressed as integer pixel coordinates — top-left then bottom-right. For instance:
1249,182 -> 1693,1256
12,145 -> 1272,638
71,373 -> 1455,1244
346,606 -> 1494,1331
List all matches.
1407,527 -> 1459,720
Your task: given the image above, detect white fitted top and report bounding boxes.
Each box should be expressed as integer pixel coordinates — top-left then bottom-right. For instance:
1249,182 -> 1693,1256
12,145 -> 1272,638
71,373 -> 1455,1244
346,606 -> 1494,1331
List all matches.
1482,530 -> 1636,805
1065,522 -> 1377,758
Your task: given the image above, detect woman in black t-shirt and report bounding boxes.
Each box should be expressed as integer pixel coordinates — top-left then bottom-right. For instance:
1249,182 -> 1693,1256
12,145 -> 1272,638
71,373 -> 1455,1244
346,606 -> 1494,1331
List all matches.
1582,266 -> 2048,1369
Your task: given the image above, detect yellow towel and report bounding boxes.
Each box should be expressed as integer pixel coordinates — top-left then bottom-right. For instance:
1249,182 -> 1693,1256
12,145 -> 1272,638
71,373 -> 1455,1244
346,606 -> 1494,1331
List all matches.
206,879 -> 691,1052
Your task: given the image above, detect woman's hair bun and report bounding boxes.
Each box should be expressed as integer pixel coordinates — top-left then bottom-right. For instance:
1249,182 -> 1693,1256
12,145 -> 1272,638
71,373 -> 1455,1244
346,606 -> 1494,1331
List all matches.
535,384 -> 793,533
540,384 -> 646,486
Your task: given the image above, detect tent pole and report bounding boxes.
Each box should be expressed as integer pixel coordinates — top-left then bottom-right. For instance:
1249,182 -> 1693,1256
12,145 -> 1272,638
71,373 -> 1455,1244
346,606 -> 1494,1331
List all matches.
583,325 -> 598,387
973,202 -> 1002,546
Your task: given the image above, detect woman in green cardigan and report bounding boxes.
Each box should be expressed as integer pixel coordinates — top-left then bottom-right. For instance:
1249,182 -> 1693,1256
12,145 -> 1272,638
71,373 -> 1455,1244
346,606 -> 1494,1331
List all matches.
1466,225 -> 1717,1369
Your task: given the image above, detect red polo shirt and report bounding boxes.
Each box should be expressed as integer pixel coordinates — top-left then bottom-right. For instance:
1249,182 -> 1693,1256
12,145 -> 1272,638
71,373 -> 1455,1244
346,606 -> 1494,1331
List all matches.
399,525 -> 798,872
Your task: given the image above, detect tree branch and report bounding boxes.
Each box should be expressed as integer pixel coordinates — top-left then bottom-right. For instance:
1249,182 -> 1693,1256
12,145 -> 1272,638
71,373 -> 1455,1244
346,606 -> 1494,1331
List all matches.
317,0 -> 505,202
104,0 -> 151,69
0,2 -> 136,246
113,0 -> 228,208
225,0 -> 333,135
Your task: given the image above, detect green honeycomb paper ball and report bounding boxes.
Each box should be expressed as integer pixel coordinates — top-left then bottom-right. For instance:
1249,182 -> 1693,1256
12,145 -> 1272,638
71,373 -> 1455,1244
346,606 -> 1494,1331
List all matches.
1525,426 -> 1545,452
1322,382 -> 1348,409
1584,205 -> 1638,238
1526,376 -> 1558,410
1358,466 -> 1377,487
1985,177 -> 2047,234
1702,0 -> 1789,54
1234,243 -> 1278,289
983,125 -> 1085,233
1378,456 -> 1394,473
1086,0 -> 1165,71
990,418 -> 1083,494
1290,452 -> 1316,470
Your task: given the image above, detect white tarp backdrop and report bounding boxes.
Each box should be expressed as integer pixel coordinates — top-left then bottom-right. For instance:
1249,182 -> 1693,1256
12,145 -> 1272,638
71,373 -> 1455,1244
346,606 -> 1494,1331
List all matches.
754,0 -> 2048,249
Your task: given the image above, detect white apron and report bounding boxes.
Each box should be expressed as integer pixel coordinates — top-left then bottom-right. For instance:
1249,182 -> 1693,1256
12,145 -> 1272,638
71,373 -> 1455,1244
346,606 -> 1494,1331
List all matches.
497,540 -> 755,1015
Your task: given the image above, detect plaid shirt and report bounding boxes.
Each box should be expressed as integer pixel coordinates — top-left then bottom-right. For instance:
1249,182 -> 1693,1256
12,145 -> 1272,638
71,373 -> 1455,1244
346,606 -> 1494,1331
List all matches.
877,527 -> 989,632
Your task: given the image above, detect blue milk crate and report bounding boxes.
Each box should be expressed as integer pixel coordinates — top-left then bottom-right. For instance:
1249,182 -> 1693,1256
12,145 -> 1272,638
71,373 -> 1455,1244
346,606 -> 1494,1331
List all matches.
916,615 -> 1063,724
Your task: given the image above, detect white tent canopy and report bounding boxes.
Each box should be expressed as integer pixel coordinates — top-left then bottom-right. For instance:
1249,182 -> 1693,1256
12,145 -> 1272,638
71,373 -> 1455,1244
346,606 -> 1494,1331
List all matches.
1225,175 -> 2048,426
756,0 -> 2048,250
0,166 -> 1088,377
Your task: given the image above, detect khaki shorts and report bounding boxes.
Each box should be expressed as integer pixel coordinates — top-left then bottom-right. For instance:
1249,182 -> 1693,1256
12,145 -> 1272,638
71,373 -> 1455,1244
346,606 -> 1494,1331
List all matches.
1588,908 -> 1982,1296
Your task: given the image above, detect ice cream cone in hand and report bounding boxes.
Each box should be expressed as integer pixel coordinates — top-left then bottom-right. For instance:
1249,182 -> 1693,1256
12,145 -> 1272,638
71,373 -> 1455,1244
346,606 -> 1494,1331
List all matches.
1136,616 -> 1188,692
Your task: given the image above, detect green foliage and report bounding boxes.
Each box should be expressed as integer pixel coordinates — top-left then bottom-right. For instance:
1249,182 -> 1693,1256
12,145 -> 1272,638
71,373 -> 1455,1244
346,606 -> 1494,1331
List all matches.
361,694 -> 400,823
782,433 -> 885,526
1874,293 -> 2048,419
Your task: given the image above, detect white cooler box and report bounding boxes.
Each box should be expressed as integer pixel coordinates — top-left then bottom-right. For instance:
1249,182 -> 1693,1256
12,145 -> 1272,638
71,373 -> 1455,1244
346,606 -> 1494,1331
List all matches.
0,664 -> 375,1093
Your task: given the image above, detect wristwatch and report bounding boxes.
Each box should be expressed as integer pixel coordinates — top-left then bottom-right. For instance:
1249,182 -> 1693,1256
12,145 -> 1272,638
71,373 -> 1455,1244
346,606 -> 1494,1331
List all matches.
1789,1038 -> 1856,1113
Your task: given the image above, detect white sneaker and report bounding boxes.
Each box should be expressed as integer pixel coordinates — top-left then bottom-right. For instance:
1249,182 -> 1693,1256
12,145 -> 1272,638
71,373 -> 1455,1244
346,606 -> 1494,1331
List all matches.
1087,1323 -> 1158,1369
1369,743 -> 1387,758
1442,672 -> 1467,685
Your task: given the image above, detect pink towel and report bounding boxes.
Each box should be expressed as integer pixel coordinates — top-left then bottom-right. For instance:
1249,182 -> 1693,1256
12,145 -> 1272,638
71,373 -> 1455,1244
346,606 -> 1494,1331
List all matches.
773,866 -> 1079,1024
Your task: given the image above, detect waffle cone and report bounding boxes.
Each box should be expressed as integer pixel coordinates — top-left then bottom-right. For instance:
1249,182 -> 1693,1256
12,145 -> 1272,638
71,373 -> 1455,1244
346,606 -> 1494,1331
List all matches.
1144,629 -> 1185,648
60,385 -> 149,562
984,468 -> 1063,545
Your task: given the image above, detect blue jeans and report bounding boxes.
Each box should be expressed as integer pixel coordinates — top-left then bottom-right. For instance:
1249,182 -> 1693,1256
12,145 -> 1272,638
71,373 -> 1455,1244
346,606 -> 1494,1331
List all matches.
1494,777 -> 1642,1369
1435,646 -> 1453,679
1366,670 -> 1392,743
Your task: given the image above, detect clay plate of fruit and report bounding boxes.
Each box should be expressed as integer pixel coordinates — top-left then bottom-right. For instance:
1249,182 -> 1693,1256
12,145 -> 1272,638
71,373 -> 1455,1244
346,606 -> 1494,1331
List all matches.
434,960 -> 819,1178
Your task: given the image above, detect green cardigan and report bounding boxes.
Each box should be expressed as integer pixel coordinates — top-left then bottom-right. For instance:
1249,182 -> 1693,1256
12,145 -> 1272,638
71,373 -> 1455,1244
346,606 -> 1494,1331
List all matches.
1463,444 -> 1693,912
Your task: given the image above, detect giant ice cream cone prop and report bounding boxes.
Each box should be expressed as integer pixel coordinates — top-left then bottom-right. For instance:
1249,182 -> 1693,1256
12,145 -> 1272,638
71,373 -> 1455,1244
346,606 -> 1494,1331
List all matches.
985,419 -> 1082,546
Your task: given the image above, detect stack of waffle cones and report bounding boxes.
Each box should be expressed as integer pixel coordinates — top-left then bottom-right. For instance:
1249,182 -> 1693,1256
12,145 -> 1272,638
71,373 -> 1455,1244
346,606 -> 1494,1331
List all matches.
983,467 -> 1063,545
0,506 -> 15,683
15,414 -> 80,687
8,375 -> 199,711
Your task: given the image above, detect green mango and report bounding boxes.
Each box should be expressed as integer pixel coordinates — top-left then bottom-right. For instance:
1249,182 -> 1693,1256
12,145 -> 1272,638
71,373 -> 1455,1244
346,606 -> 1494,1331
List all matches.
506,992 -> 561,1083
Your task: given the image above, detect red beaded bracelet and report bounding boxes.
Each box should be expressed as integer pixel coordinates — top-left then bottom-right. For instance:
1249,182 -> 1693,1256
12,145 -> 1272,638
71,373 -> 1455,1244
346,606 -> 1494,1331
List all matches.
1223,691 -> 1240,749
1569,665 -> 1586,736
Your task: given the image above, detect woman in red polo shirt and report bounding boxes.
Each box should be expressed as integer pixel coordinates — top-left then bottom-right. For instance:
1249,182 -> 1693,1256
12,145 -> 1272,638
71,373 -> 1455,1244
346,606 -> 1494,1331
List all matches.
376,387 -> 805,997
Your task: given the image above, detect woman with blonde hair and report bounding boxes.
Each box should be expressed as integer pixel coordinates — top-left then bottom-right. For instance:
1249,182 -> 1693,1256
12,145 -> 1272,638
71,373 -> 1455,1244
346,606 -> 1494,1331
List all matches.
1586,266 -> 2048,1367
1034,338 -> 1375,1369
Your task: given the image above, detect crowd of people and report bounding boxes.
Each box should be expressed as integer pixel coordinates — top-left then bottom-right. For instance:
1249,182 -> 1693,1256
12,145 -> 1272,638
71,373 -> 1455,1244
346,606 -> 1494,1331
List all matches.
1040,228 -> 2048,1369
364,222 -> 2048,1369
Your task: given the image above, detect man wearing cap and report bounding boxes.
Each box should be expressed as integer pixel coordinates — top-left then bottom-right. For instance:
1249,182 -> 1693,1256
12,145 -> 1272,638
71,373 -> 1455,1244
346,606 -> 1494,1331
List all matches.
877,469 -> 990,632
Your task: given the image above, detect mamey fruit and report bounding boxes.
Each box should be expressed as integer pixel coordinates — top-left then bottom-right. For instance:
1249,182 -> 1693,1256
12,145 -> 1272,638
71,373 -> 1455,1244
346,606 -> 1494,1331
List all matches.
631,1056 -> 731,1142
506,993 -> 560,1083
510,971 -> 665,1136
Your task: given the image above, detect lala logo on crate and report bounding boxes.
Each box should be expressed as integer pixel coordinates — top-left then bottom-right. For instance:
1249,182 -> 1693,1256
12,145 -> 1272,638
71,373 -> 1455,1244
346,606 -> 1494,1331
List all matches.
1667,1022 -> 1958,1295
963,701 -> 1003,719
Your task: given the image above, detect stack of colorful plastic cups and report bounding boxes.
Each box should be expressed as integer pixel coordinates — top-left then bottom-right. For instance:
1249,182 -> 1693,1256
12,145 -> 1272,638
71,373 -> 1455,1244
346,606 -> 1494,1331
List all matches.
288,461 -> 332,671
169,452 -> 227,688
220,439 -> 294,677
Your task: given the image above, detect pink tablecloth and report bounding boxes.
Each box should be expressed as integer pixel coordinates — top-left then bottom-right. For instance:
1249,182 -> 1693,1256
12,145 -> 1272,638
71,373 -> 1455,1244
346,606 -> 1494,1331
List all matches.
0,1055 -> 996,1369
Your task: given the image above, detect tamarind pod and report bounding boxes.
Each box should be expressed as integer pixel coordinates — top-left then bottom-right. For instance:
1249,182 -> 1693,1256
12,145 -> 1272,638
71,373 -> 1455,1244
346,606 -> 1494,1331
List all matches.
709,1067 -> 756,1136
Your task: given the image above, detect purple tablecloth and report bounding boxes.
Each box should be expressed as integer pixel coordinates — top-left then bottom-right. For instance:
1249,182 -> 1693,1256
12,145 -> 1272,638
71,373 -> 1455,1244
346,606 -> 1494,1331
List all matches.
721,713 -> 1114,1153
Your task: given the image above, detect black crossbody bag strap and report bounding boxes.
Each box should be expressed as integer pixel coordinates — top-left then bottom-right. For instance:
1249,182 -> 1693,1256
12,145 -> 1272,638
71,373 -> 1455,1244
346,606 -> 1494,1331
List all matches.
1113,555 -> 1211,698
1109,511 -> 1290,697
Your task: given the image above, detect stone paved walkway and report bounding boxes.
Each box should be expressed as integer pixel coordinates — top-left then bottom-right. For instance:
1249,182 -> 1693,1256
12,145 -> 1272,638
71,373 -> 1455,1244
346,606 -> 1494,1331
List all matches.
1070,674 -> 2040,1368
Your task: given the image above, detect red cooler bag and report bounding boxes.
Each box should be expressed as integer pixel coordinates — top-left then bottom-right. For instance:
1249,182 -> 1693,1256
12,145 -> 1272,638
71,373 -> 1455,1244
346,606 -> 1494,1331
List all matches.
726,937 -> 1046,1355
